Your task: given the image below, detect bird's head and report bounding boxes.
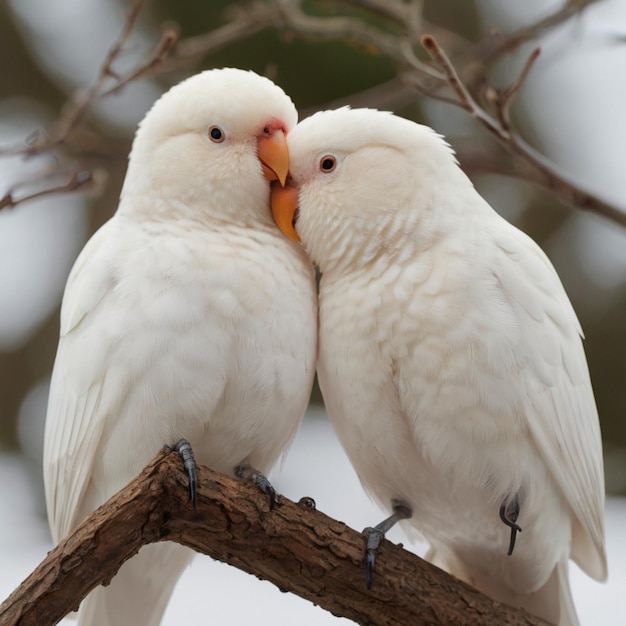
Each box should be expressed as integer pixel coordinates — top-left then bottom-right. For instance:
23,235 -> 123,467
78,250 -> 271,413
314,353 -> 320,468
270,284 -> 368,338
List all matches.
271,108 -> 474,273
120,68 -> 296,226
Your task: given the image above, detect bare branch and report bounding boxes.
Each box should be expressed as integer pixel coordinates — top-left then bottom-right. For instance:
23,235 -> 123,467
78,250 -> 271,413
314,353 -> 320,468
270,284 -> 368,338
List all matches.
2,0 -> 622,226
420,34 -> 626,227
3,0 -> 175,158
272,1 -> 403,60
164,2 -> 284,68
496,47 -> 541,129
2,0 -> 599,160
169,0 -> 437,75
0,170 -> 93,212
100,0 -> 148,80
420,34 -> 480,112
35,0 -> 147,149
0,449 -> 553,626
347,0 -> 415,25
475,0 -> 603,66
4,0 -> 600,159
101,29 -> 178,98
302,74 -> 418,117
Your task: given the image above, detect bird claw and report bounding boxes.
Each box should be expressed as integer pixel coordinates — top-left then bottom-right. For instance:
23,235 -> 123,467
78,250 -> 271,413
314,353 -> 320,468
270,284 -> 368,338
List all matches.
363,527 -> 385,589
171,439 -> 198,508
235,462 -> 280,509
254,473 -> 280,509
499,496 -> 522,556
361,501 -> 412,590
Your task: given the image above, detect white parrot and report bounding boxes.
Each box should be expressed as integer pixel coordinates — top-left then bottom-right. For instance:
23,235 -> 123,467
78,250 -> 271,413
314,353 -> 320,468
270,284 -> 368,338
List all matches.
44,68 -> 317,626
271,107 -> 607,626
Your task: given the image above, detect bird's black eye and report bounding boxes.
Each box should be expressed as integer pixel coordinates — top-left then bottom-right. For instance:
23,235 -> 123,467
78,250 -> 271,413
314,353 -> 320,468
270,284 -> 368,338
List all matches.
320,155 -> 336,172
209,126 -> 225,143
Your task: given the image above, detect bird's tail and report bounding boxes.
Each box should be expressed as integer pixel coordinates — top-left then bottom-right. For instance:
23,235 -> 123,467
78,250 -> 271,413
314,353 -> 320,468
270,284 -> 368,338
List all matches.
77,543 -> 194,626
428,548 -> 578,626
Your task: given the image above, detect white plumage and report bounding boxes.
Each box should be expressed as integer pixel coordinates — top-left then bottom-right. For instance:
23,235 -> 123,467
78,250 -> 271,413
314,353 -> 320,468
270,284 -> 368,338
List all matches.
272,107 -> 606,626
44,68 -> 317,626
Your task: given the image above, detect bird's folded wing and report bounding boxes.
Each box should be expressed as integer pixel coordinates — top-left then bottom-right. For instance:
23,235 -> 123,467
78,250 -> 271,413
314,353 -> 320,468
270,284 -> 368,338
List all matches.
494,231 -> 607,581
44,228 -> 116,542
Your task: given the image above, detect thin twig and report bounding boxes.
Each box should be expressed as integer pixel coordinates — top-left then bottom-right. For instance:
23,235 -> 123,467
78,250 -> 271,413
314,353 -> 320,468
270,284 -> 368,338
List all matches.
2,0 -> 622,226
37,0 -> 149,149
101,0 -> 147,80
0,171 -> 93,211
161,2 -> 278,71
420,34 -> 626,227
271,1 -> 404,60
101,28 -> 178,98
400,39 -> 448,80
420,35 -> 483,114
0,0 -> 174,211
3,0 -> 175,157
302,74 -> 419,117
475,0 -> 602,66
349,0 -> 414,25
169,0 -> 430,74
4,0 -> 593,157
497,47 -> 541,129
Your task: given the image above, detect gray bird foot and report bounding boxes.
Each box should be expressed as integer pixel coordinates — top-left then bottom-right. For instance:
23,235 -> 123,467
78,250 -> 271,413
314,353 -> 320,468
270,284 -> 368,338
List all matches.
170,439 -> 198,508
499,495 -> 522,556
235,462 -> 280,509
363,500 -> 412,589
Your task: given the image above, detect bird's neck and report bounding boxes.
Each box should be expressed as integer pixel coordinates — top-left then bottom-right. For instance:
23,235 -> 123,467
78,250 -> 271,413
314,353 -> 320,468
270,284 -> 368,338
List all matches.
314,200 -> 445,276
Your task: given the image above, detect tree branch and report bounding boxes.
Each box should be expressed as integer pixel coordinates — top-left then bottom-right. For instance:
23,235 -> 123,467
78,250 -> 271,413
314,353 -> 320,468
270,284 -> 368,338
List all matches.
420,34 -> 626,227
191,0 -> 625,229
2,0 -> 623,227
0,0 -> 174,212
0,170 -> 94,212
0,448 -> 552,626
473,0 -> 602,66
26,0 -> 176,154
0,0 -> 175,162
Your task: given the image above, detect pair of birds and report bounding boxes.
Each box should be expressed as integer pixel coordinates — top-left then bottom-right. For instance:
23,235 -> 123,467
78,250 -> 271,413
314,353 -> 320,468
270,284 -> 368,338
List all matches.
43,68 -> 606,626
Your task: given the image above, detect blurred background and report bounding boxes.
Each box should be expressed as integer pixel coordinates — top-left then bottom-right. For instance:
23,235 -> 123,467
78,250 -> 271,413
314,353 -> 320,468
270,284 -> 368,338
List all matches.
1,0 -> 625,623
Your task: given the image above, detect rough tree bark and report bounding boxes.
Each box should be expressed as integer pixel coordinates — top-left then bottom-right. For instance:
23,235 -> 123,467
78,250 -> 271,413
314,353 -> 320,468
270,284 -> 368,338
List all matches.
0,448 -> 552,626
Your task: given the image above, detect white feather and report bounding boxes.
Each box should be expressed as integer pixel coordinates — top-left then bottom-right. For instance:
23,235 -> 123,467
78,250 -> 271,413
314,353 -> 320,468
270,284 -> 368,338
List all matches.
287,107 -> 606,626
44,68 -> 317,626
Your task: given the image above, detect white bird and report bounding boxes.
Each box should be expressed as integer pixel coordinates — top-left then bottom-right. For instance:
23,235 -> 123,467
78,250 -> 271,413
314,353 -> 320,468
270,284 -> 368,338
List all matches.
44,68 -> 317,626
271,107 -> 607,626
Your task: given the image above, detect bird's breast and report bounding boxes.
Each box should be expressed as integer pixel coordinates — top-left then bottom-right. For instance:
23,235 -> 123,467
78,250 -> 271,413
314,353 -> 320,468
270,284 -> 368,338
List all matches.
318,247 -> 535,500
89,223 -> 316,491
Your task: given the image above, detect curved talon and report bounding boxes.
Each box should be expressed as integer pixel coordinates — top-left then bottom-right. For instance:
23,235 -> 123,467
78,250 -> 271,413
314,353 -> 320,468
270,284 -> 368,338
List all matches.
172,439 -> 197,508
499,498 -> 522,556
298,496 -> 316,510
254,473 -> 280,509
362,500 -> 412,590
363,527 -> 385,590
235,462 -> 280,509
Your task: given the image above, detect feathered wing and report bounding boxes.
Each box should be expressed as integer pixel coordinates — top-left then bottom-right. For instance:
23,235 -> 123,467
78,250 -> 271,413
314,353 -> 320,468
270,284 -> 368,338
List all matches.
493,226 -> 607,581
43,225 -> 118,542
44,225 -> 202,626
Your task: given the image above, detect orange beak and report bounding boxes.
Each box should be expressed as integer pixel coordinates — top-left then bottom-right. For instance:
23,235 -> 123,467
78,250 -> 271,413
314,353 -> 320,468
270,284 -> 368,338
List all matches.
258,129 -> 289,186
270,183 -> 300,242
